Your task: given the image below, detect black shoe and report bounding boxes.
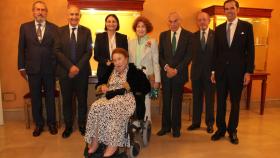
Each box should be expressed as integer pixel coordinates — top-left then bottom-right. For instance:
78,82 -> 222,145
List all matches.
62,127 -> 73,138
206,125 -> 214,134
211,130 -> 225,141
49,125 -> 58,135
79,126 -> 86,136
229,132 -> 239,144
187,124 -> 200,131
172,130 -> 181,138
33,126 -> 43,137
156,129 -> 171,136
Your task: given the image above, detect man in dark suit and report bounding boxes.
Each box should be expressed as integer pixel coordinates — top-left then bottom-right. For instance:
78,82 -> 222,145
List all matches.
187,12 -> 215,133
211,0 -> 255,144
18,1 -> 58,137
157,12 -> 192,137
55,5 -> 92,138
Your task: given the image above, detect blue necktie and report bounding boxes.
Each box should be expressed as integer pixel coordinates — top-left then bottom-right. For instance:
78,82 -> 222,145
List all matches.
70,27 -> 77,63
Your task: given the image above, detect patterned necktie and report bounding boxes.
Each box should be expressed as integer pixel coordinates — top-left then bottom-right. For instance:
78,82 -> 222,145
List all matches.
172,31 -> 177,55
36,23 -> 42,43
70,27 -> 77,63
227,23 -> 232,47
201,31 -> 206,51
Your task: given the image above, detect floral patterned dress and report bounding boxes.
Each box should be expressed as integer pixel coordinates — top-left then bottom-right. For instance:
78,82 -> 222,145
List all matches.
85,67 -> 136,147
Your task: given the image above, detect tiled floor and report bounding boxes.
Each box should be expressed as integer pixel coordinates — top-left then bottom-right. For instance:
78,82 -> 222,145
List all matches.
1,106 -> 280,158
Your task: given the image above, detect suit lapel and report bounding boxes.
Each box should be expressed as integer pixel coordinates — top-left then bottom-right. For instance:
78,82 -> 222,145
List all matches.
41,21 -> 50,44
77,25 -> 83,49
175,29 -> 185,55
205,30 -> 213,52
166,30 -> 172,55
104,32 -> 110,58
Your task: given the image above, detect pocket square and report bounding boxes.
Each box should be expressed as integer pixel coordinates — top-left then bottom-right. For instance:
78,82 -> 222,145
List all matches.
241,32 -> 245,35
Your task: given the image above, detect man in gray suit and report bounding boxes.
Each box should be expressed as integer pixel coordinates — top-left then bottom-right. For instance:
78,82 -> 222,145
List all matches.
187,12 -> 215,133
157,12 -> 192,137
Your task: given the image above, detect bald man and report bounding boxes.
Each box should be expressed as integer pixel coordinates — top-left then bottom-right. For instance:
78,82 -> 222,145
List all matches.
187,12 -> 215,133
158,12 -> 192,137
55,5 -> 92,138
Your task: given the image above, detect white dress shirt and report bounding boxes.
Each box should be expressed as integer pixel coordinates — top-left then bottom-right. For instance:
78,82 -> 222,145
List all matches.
170,27 -> 182,50
227,18 -> 238,46
35,20 -> 46,41
69,24 -> 78,41
200,27 -> 210,43
108,33 -> 116,59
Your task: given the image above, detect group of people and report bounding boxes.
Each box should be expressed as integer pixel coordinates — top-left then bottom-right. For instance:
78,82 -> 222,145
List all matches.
18,0 -> 254,157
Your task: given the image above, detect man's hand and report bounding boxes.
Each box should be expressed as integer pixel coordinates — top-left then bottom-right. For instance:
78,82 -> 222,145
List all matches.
19,70 -> 28,81
68,65 -> 80,78
243,73 -> 251,86
210,73 -> 216,84
166,66 -> 177,78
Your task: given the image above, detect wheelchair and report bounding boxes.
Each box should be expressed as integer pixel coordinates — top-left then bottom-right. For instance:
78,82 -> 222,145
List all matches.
84,91 -> 152,158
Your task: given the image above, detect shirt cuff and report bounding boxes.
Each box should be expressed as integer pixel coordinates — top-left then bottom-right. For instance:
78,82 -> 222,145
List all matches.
164,64 -> 169,71
19,69 -> 25,71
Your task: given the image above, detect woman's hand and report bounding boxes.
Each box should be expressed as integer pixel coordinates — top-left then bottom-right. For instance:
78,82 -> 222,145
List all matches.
153,82 -> 160,89
101,85 -> 109,94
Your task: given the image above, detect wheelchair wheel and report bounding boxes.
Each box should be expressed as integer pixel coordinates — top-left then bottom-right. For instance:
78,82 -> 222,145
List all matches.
128,141 -> 141,158
142,120 -> 152,147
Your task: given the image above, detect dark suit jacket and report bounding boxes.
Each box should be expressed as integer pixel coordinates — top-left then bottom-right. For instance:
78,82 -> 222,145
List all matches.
18,21 -> 58,74
94,32 -> 128,80
212,19 -> 255,81
55,25 -> 92,79
159,28 -> 193,83
191,29 -> 215,80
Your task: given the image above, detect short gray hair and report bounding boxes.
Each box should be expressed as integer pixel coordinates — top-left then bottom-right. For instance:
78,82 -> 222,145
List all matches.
32,1 -> 48,12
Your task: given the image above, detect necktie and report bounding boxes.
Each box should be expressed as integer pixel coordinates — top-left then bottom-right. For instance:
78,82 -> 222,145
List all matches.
70,28 -> 77,63
172,31 -> 177,55
201,31 -> 206,51
227,23 -> 232,47
36,23 -> 42,43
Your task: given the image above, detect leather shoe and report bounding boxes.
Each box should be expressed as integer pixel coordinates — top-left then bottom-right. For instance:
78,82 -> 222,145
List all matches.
33,126 -> 43,137
172,130 -> 181,138
211,131 -> 225,141
187,124 -> 200,131
156,129 -> 171,136
62,127 -> 73,138
206,125 -> 214,134
79,126 -> 86,136
49,125 -> 58,135
229,132 -> 239,144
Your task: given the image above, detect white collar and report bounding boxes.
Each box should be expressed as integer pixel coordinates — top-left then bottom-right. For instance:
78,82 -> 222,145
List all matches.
172,27 -> 182,35
35,20 -> 46,27
69,24 -> 78,30
200,27 -> 209,34
227,18 -> 238,25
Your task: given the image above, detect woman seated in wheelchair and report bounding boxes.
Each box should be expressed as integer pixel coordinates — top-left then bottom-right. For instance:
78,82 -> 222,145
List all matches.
85,48 -> 151,157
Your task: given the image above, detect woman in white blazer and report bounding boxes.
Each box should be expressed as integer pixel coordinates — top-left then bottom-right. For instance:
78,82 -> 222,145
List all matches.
128,16 -> 161,121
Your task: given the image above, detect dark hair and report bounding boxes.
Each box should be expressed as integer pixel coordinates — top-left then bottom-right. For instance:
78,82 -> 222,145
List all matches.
132,16 -> 153,33
32,1 -> 48,12
112,48 -> 129,58
104,14 -> 120,31
224,0 -> 239,9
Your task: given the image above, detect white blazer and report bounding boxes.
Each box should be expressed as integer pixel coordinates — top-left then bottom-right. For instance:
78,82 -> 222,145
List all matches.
128,38 -> 161,83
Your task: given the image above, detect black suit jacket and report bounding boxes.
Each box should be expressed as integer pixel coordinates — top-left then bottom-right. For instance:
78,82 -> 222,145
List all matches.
159,28 -> 193,83
212,19 -> 255,80
18,21 -> 58,74
55,25 -> 92,79
191,29 -> 215,80
94,32 -> 128,80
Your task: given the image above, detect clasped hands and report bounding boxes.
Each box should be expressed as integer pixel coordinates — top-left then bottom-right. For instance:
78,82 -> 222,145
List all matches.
165,65 -> 177,78
210,72 -> 251,86
68,65 -> 80,78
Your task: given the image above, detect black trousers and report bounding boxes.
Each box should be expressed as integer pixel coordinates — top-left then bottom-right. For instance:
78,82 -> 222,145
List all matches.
191,75 -> 215,127
28,73 -> 56,127
161,77 -> 184,132
216,69 -> 243,133
59,72 -> 88,128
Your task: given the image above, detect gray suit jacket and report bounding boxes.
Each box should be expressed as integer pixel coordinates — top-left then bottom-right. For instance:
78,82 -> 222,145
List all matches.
159,28 -> 193,83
